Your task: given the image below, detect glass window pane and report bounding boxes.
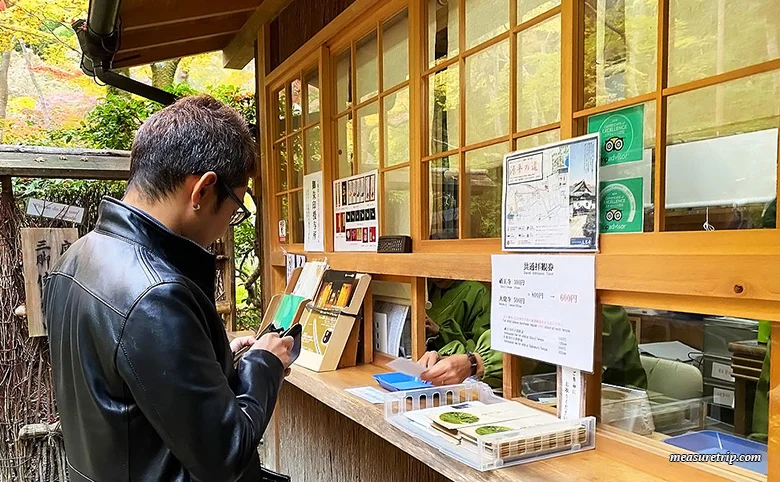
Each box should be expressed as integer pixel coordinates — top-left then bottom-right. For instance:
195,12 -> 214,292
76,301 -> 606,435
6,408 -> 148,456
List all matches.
600,304 -> 767,453
277,194 -> 289,244
384,87 -> 410,168
336,50 -> 352,112
293,190 -> 304,244
290,79 -> 302,131
305,125 -> 321,174
428,65 -> 460,154
337,114 -> 354,179
465,143 -> 508,238
290,134 -> 303,189
465,39 -> 510,145
583,0 -> 658,109
596,102 -> 656,233
664,71 -> 780,232
357,101 -> 380,173
383,11 -> 409,89
427,0 -> 459,68
429,155 -> 459,239
518,0 -> 560,24
275,141 -> 287,192
357,31 -> 379,103
384,167 -> 411,235
305,70 -> 320,124
517,15 -> 561,132
669,0 -> 780,86
275,88 -> 286,138
465,0 -> 509,50
515,128 -> 560,151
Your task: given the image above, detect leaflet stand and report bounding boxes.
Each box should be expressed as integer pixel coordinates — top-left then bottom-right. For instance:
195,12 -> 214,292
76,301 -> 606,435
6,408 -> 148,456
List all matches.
260,267 -> 310,332
295,273 -> 371,372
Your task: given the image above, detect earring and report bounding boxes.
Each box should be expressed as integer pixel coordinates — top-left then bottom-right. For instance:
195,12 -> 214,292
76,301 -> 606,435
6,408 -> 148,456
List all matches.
192,204 -> 201,211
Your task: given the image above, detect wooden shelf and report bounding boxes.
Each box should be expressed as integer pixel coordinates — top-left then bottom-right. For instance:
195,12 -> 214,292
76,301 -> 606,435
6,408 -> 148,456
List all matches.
284,364 -> 748,482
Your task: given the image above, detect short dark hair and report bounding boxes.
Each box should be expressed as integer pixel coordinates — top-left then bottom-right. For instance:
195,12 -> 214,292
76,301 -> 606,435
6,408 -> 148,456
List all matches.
128,95 -> 256,203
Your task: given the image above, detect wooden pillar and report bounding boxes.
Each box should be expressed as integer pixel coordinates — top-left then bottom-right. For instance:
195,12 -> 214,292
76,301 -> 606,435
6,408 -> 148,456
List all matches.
256,25 -> 274,311
768,323 -> 780,478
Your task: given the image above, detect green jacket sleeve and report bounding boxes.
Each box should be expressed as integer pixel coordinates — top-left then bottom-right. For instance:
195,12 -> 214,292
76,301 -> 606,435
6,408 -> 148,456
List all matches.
601,306 -> 648,390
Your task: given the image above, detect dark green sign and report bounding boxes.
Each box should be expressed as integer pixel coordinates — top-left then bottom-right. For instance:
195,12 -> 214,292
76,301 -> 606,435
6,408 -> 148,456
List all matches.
588,104 -> 644,166
599,177 -> 643,233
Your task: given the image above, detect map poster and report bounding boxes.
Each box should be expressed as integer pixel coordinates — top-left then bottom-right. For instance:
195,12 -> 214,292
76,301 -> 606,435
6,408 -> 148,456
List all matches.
501,134 -> 599,251
490,254 -> 596,373
333,170 -> 378,252
587,104 -> 644,166
599,177 -> 643,234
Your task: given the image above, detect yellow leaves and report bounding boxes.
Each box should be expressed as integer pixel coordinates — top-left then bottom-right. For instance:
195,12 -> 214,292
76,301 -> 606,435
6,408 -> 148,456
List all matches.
8,96 -> 37,113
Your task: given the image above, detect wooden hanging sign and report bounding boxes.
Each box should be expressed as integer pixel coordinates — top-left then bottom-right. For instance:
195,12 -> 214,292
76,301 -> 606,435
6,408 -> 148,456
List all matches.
21,228 -> 79,337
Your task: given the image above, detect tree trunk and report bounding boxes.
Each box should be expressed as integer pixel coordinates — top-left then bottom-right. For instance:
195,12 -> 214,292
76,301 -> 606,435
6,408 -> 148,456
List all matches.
19,40 -> 49,126
0,51 -> 11,143
107,67 -> 131,98
150,59 -> 181,90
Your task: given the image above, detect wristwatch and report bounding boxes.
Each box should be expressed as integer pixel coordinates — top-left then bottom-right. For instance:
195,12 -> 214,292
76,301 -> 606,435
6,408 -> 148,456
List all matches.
466,352 -> 478,377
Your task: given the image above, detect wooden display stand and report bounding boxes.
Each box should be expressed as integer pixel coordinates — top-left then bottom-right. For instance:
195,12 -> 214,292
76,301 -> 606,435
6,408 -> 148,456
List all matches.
295,273 -> 372,372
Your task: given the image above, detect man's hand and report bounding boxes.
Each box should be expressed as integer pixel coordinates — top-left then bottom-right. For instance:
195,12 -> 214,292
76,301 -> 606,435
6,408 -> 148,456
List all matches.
417,351 -> 440,369
420,354 -> 471,386
252,333 -> 294,371
230,336 -> 258,354
425,315 -> 440,336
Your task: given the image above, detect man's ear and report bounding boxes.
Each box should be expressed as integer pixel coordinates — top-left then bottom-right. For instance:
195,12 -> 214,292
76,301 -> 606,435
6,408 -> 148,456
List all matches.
190,172 -> 218,209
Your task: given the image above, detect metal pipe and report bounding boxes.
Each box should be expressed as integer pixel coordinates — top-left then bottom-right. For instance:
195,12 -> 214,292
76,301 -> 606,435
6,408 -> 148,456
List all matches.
88,0 -> 121,36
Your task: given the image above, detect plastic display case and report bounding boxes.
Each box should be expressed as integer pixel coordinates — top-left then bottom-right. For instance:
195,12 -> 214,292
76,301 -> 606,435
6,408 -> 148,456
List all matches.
384,382 -> 596,472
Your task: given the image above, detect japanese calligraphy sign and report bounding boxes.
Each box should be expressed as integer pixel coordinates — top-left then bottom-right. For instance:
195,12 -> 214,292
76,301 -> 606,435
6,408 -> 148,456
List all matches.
491,254 -> 596,372
303,171 -> 325,252
21,228 -> 79,337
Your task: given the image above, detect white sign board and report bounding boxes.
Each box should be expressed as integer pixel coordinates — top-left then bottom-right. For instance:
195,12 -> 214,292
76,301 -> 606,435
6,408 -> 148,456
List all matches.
502,134 -> 599,251
558,366 -> 585,420
26,198 -> 84,224
333,170 -> 378,252
490,254 -> 596,372
303,171 -> 325,252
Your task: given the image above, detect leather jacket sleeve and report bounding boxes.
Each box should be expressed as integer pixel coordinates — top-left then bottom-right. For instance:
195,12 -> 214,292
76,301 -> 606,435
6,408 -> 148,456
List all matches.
116,282 -> 284,482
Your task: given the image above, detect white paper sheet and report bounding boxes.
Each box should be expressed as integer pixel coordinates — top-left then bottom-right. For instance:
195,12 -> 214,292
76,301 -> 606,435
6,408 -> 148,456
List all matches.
387,357 -> 426,378
490,254 -> 596,372
345,386 -> 387,404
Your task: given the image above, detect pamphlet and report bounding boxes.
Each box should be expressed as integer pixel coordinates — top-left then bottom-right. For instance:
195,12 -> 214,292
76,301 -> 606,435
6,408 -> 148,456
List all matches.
345,386 -> 387,405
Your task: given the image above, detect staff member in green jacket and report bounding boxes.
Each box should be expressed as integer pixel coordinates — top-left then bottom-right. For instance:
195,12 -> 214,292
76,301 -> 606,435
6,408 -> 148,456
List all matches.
417,279 -> 503,389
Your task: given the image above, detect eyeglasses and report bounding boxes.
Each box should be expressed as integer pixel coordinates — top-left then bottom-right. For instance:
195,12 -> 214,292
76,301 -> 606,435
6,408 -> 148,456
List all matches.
219,179 -> 252,226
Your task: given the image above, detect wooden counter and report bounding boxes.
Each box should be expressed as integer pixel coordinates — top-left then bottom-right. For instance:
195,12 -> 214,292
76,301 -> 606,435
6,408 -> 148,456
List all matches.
262,363 -> 762,482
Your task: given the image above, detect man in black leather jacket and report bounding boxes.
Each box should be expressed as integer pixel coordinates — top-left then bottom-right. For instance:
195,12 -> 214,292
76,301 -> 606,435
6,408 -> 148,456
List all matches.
44,95 -> 292,482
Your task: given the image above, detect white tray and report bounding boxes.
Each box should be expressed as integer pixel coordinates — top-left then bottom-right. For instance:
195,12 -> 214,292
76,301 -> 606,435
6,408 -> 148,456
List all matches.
384,382 -> 595,472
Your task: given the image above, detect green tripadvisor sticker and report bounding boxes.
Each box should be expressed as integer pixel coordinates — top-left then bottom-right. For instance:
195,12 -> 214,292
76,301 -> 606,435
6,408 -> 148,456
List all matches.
600,177 -> 643,233
588,104 -> 644,166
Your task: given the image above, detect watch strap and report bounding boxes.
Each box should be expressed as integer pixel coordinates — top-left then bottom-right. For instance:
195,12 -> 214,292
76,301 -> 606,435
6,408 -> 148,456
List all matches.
466,351 -> 478,377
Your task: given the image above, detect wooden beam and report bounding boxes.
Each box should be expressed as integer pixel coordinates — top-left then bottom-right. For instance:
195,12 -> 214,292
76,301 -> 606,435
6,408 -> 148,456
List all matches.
0,148 -> 130,180
222,0 -> 293,69
769,323 -> 780,479
120,11 -> 250,51
114,34 -> 235,68
119,0 -> 260,30
256,24 -> 275,311
411,277 -> 427,361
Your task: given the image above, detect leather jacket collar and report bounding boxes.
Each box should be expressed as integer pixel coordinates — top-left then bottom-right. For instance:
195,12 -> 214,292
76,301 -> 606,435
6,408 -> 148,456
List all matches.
95,197 -> 217,299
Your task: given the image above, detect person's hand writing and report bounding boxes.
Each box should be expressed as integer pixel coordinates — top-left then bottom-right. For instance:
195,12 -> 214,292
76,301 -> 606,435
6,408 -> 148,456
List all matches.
420,354 -> 471,386
417,351 -> 440,369
230,336 -> 258,354
252,332 -> 294,373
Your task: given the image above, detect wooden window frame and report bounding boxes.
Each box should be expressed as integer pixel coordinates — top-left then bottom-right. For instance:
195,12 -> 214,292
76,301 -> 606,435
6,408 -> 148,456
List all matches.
331,4 -> 412,236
